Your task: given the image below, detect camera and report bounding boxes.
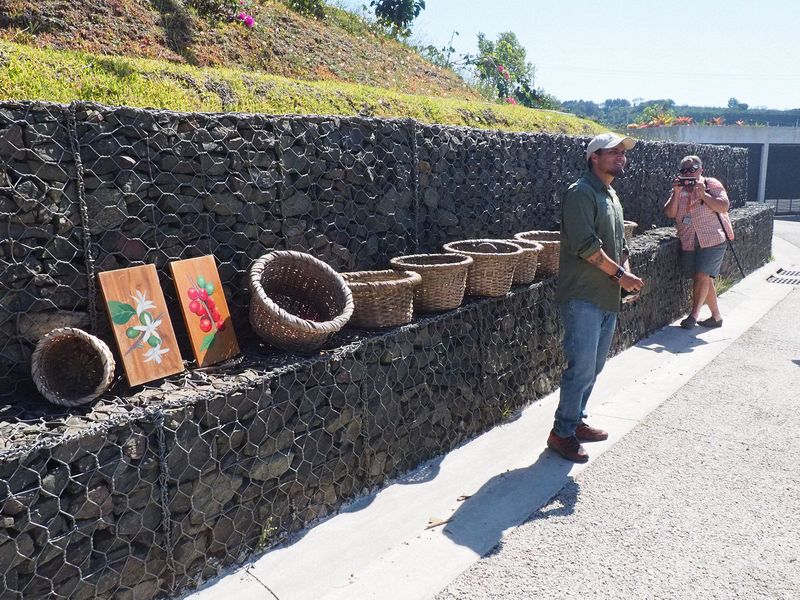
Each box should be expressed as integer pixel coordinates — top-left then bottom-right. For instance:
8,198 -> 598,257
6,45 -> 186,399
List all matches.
678,176 -> 697,188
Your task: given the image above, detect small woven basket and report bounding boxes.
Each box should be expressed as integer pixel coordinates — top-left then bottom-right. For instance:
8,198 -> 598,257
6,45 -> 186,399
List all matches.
249,251 -> 354,352
341,270 -> 422,328
389,253 -> 473,313
514,230 -> 560,278
31,327 -> 115,406
624,220 -> 638,244
442,239 -> 523,297
501,239 -> 544,284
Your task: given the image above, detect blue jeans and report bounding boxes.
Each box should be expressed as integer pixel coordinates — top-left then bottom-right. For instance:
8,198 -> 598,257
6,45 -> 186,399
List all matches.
553,299 -> 618,438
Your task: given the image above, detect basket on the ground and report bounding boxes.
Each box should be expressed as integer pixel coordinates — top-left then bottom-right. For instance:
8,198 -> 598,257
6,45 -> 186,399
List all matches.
442,239 -> 523,297
501,239 -> 544,284
249,251 -> 353,352
624,220 -> 638,244
388,253 -> 473,312
341,270 -> 422,328
514,230 -> 560,278
31,327 -> 115,406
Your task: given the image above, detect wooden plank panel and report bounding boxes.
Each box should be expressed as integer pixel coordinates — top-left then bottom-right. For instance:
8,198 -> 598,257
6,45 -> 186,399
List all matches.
169,255 -> 240,367
98,264 -> 184,386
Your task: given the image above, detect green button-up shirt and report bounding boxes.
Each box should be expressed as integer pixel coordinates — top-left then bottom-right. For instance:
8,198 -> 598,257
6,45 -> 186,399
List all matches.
556,170 -> 628,313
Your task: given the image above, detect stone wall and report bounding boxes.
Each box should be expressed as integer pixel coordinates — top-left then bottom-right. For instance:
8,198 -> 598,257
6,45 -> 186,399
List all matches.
0,100 -> 769,600
0,205 -> 773,600
1,101 -> 749,396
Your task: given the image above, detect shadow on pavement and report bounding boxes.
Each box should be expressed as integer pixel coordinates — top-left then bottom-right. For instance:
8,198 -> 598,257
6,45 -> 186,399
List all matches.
638,325 -> 713,354
440,448 -> 577,556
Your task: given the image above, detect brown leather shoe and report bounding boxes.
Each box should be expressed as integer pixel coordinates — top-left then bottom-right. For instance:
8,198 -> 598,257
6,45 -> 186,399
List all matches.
575,422 -> 608,442
547,431 -> 589,463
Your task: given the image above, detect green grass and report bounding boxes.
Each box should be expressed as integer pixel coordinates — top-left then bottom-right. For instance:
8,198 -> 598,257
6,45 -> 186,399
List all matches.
0,40 -> 605,135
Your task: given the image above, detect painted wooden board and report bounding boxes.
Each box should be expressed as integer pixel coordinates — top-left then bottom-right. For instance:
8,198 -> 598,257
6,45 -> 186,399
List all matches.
98,264 -> 184,386
169,255 -> 239,367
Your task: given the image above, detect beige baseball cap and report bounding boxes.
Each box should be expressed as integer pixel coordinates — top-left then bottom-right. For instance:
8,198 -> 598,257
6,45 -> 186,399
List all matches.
585,133 -> 636,159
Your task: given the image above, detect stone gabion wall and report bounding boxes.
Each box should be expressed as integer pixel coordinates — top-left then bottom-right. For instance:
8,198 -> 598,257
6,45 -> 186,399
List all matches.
0,205 -> 772,600
1,100 -> 749,395
0,99 -> 767,600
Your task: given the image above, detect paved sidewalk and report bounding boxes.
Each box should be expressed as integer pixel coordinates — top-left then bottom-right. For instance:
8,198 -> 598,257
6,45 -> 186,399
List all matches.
185,218 -> 800,600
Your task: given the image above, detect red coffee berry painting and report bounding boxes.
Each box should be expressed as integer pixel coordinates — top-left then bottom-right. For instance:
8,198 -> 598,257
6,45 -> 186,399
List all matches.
170,256 -> 239,367
98,264 -> 185,386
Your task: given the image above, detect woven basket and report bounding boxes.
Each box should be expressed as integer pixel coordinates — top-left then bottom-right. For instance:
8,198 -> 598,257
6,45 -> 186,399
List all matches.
389,253 -> 473,313
341,270 -> 422,328
442,239 -> 523,297
31,327 -> 115,406
514,230 -> 560,278
624,220 -> 638,244
249,251 -> 354,352
501,239 -> 544,284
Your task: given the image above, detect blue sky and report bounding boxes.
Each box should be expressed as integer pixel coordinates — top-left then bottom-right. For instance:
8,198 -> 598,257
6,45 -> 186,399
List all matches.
339,0 -> 800,110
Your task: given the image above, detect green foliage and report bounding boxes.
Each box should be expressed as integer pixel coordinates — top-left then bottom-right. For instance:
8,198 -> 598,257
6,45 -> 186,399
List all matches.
417,30 -> 462,69
283,0 -> 326,18
187,0 -> 256,25
370,0 -> 425,38
727,97 -> 749,110
466,31 -> 555,109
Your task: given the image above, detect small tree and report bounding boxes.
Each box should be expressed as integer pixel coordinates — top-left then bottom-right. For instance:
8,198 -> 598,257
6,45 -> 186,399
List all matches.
370,0 -> 425,37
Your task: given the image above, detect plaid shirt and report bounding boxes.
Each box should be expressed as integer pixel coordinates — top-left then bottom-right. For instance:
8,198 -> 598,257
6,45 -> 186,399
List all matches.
674,177 -> 734,250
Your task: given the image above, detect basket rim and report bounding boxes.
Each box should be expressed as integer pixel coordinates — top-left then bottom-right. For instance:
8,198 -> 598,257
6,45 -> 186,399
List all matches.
389,253 -> 474,268
442,239 -> 524,257
500,238 -> 543,252
31,327 -> 115,406
249,250 -> 354,334
342,269 -> 422,289
514,230 -> 560,242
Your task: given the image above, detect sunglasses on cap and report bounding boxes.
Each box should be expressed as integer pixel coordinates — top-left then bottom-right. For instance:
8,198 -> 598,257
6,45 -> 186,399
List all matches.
679,165 -> 700,174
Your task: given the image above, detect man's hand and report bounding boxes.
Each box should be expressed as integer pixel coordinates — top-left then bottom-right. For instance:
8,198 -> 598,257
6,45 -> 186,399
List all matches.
619,271 -> 644,293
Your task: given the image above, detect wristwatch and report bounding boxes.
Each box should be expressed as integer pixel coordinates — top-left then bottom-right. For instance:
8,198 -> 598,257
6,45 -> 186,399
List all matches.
610,266 -> 625,282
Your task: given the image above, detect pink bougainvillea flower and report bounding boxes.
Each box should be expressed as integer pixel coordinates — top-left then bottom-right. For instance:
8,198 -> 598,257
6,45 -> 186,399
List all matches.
497,65 -> 505,73
505,97 -> 517,105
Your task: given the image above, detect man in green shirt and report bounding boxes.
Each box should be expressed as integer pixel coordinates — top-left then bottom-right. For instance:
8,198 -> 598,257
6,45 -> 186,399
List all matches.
548,133 -> 645,463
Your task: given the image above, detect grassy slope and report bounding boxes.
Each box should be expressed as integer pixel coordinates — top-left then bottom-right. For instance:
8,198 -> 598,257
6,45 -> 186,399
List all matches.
0,41 -> 604,134
0,0 -> 605,135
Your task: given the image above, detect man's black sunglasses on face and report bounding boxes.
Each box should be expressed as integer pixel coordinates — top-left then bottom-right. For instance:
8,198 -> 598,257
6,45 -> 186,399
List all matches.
680,165 -> 700,174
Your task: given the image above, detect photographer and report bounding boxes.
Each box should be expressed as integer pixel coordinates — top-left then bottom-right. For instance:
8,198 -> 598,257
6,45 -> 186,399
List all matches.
664,155 -> 734,329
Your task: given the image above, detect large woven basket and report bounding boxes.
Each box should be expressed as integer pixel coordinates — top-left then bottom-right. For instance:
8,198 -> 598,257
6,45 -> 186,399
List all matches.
31,327 -> 116,406
624,220 -> 638,244
341,270 -> 422,328
389,253 -> 473,313
249,251 -> 354,352
501,239 -> 544,284
442,239 -> 523,297
514,230 -> 560,278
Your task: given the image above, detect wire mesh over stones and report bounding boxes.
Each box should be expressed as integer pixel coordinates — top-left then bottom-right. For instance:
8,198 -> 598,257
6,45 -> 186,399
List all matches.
514,230 -> 560,278
442,239 -> 523,297
624,220 -> 638,244
30,327 -> 115,406
341,270 -> 422,328
389,253 -> 473,313
248,251 -> 353,352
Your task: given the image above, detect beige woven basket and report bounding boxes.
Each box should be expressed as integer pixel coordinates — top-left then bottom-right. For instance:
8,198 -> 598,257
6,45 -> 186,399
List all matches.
500,239 -> 544,284
442,239 -> 523,297
514,230 -> 560,278
624,220 -> 638,244
249,251 -> 354,352
341,270 -> 422,328
389,253 -> 473,313
31,327 -> 115,406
